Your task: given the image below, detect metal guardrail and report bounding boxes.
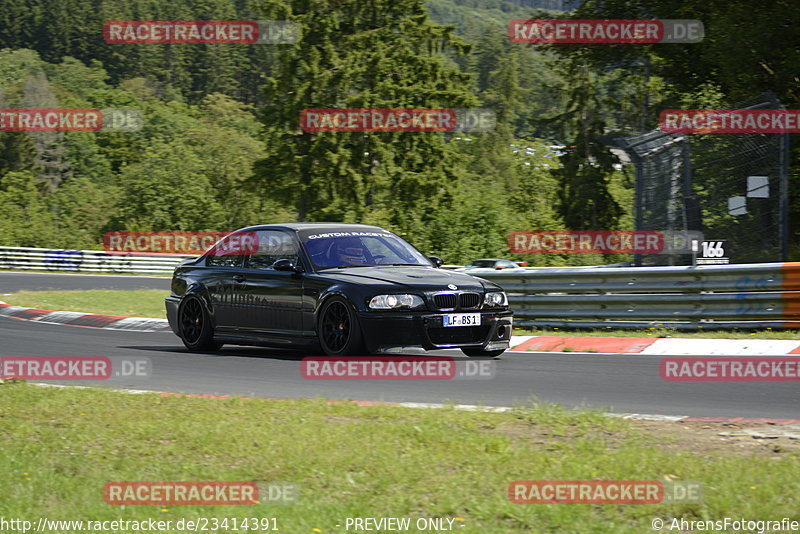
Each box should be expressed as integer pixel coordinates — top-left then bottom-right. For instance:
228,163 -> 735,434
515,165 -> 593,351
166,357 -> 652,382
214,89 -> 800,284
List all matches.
471,262 -> 800,330
0,246 -> 451,275
0,246 -> 193,274
1,246 -> 798,329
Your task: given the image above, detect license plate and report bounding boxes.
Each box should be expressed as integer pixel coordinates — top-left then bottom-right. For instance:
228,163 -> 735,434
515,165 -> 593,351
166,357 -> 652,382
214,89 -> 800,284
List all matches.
442,313 -> 481,327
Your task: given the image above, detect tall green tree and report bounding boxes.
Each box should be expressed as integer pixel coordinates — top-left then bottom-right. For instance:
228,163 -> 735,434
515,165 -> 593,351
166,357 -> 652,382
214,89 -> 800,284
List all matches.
550,62 -> 622,230
0,171 -> 57,246
254,0 -> 479,250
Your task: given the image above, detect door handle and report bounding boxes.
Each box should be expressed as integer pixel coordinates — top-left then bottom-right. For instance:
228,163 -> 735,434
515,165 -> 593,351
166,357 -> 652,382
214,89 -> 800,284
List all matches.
233,274 -> 246,283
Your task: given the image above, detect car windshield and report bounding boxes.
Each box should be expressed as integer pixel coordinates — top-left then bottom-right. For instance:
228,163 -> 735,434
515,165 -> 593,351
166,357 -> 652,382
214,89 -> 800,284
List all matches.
299,230 -> 430,269
470,260 -> 497,268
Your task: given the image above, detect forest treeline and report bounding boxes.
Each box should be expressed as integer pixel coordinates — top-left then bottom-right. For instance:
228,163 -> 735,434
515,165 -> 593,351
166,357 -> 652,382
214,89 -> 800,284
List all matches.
0,0 -> 796,263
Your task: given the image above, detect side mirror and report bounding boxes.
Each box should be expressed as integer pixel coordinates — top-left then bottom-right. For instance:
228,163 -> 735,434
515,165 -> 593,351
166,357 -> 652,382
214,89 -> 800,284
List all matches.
428,256 -> 444,268
274,258 -> 304,273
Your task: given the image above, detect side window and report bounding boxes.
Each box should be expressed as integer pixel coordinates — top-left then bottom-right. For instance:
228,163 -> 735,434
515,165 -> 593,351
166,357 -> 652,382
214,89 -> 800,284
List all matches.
205,233 -> 247,268
247,230 -> 300,270
207,254 -> 242,267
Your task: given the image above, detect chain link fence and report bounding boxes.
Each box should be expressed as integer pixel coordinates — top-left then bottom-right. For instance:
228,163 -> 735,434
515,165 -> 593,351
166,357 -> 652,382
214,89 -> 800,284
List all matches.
614,92 -> 789,266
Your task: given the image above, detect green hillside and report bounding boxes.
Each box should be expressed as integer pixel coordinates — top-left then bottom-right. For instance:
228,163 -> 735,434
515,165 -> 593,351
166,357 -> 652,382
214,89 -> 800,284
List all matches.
426,0 -> 563,32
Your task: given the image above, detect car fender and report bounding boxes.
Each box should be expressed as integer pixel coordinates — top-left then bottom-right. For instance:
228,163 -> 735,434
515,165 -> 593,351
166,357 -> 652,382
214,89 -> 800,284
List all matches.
315,287 -> 359,314
314,288 -> 367,340
180,283 -> 218,328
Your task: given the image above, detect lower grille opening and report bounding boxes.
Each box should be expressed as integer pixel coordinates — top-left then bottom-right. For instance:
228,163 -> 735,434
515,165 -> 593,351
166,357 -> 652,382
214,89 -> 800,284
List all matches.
427,325 -> 490,345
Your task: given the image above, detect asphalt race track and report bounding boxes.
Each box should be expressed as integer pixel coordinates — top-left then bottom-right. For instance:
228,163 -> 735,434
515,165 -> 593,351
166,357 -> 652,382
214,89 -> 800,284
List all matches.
1,273 -> 798,419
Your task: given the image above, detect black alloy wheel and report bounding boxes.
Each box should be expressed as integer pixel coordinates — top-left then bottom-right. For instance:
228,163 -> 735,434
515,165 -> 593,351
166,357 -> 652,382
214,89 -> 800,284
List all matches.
179,296 -> 222,351
318,297 -> 364,356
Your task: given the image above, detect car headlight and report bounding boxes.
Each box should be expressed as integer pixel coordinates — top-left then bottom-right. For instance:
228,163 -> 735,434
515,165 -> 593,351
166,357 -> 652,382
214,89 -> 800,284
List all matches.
484,291 -> 508,307
369,294 -> 424,310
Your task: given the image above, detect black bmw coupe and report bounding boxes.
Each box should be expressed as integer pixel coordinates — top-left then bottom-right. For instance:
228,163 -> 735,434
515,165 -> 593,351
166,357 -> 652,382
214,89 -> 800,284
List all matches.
165,223 -> 513,357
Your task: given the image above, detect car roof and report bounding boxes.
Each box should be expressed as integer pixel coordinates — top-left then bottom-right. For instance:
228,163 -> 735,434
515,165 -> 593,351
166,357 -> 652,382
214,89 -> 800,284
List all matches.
237,222 -> 390,233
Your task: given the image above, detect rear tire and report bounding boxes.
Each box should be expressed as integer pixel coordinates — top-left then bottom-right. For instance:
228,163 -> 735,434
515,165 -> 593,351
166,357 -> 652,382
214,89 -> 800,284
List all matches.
318,297 -> 365,356
461,347 -> 505,359
178,296 -> 222,352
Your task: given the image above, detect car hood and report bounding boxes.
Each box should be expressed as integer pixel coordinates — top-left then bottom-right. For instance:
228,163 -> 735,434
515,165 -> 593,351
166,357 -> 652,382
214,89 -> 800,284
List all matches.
315,266 -> 496,291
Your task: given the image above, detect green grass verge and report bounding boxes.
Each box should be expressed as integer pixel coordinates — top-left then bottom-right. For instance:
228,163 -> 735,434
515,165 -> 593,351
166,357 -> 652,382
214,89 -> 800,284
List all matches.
1,384 -> 798,533
1,289 -> 167,318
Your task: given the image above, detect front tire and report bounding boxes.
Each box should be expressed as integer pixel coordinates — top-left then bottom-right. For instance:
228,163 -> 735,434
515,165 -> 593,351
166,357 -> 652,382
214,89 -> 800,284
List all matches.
318,297 -> 365,356
178,296 -> 222,352
461,347 -> 505,359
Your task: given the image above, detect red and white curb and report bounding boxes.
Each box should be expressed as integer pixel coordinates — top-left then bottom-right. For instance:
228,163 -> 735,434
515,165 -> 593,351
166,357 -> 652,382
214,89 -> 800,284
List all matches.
1,304 -> 798,354
0,302 -> 169,332
510,335 -> 800,356
30,383 -> 800,426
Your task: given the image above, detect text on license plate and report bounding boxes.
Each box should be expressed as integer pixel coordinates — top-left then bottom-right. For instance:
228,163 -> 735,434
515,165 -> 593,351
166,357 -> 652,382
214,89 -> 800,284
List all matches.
442,313 -> 481,327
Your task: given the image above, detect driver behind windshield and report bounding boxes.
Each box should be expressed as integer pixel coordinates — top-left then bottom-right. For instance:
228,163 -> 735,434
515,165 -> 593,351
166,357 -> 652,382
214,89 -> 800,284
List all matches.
332,237 -> 368,265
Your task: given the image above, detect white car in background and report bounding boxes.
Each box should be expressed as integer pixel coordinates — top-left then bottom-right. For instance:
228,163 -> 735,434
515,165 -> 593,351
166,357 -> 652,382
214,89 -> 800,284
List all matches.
456,259 -> 525,272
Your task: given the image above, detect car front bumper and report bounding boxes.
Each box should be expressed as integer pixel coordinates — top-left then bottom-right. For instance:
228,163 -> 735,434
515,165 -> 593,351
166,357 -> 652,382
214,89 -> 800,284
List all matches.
357,309 -> 513,353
